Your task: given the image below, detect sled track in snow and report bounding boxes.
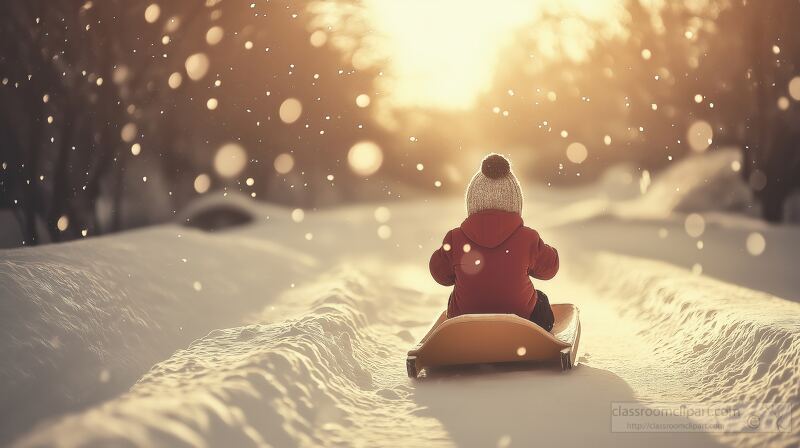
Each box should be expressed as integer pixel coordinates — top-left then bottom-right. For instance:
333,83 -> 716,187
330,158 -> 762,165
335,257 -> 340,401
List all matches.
13,255 -> 799,447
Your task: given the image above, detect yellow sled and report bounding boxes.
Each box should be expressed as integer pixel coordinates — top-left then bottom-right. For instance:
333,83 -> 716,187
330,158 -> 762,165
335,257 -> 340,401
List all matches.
406,304 -> 581,378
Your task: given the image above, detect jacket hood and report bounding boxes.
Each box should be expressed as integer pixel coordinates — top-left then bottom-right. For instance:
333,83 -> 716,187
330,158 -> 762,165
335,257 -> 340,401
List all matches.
460,209 -> 523,248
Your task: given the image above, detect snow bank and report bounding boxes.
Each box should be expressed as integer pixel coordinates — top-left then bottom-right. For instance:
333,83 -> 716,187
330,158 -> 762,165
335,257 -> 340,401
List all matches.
14,266 -> 444,448
577,252 -> 799,448
176,192 -> 256,232
0,199 -> 315,443
615,149 -> 754,219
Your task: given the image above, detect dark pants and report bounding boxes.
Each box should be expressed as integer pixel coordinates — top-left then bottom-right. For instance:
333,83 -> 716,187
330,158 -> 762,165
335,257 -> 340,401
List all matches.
530,290 -> 554,332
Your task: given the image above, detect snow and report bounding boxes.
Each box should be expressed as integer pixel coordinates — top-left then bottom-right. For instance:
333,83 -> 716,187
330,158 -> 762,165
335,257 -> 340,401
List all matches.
2,155 -> 799,447
614,148 -> 753,218
0,201 -> 314,443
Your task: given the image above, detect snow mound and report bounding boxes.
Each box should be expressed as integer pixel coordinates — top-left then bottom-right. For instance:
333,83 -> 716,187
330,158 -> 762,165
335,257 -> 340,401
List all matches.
0,222 -> 315,443
616,149 -> 753,218
177,192 -> 257,231
580,253 -> 799,448
14,267 -> 437,447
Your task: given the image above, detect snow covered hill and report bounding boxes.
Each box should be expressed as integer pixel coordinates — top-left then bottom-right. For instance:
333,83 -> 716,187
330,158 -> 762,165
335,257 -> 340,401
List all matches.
2,158 -> 798,447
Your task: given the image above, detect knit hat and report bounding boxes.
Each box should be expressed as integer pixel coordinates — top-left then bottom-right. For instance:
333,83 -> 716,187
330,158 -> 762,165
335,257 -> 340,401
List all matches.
465,153 -> 523,215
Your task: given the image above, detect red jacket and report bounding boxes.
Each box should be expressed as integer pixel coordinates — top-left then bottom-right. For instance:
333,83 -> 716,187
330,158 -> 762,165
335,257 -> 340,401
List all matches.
429,210 -> 559,318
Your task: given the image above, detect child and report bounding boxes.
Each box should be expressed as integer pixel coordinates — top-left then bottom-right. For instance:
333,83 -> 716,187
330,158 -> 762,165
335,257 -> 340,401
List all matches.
429,154 -> 559,331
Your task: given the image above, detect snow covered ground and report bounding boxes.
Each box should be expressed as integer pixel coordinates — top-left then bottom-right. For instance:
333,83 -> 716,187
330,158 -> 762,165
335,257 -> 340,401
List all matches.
2,153 -> 798,447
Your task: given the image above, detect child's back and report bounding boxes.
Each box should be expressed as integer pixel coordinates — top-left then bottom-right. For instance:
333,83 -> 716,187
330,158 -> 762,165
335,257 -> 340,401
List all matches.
429,154 -> 559,330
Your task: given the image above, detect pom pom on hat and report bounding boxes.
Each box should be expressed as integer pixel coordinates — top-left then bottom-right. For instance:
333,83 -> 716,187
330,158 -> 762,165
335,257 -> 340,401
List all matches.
481,153 -> 510,179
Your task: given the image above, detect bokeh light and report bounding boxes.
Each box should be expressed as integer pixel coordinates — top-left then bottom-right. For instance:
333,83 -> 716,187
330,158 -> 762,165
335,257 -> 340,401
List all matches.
185,53 -> 210,81
374,206 -> 391,223
193,174 -> 211,193
377,225 -> 392,239
112,66 -> 129,85
355,94 -> 371,108
279,98 -> 302,124
347,141 -> 383,176
120,123 -> 137,143
144,4 -> 160,23
164,16 -> 180,33
684,213 -> 705,238
56,215 -> 69,232
309,30 -> 327,47
687,120 -> 713,152
746,232 -> 766,256
566,142 -> 588,164
206,26 -> 224,45
213,143 -> 247,178
273,153 -> 295,174
789,76 -> 800,101
168,72 -> 182,89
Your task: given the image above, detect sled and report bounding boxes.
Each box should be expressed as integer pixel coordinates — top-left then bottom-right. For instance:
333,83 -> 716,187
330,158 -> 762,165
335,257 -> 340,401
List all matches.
406,304 -> 580,378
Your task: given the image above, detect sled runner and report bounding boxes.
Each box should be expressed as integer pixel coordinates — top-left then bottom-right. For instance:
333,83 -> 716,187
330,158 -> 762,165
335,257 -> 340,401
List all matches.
406,304 -> 580,378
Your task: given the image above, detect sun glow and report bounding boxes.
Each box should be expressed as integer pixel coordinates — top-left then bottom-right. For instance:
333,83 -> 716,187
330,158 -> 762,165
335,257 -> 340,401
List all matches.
347,0 -> 627,110
364,0 -> 535,109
